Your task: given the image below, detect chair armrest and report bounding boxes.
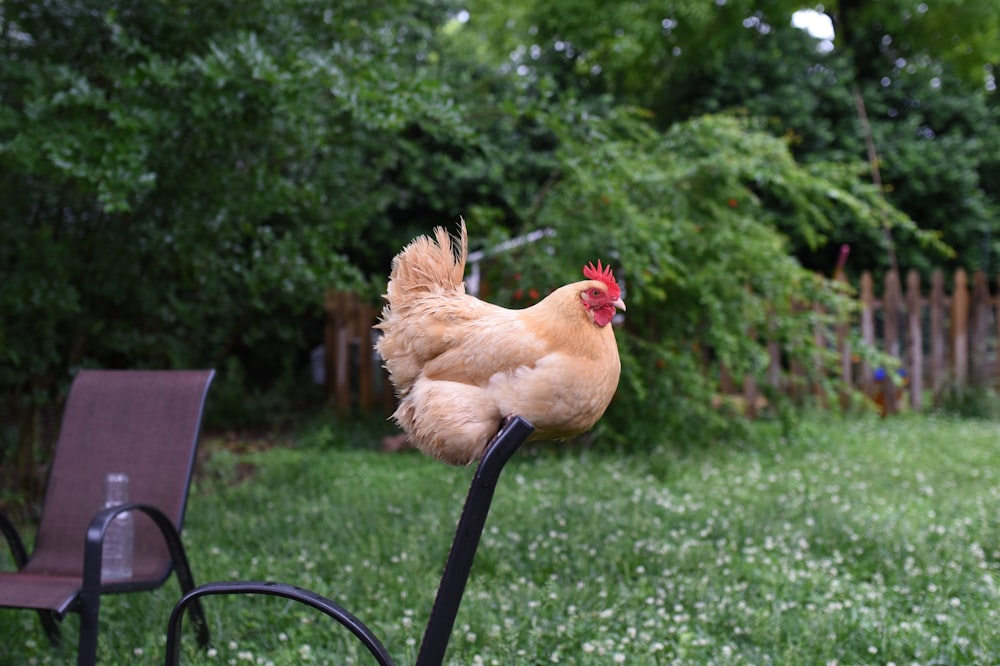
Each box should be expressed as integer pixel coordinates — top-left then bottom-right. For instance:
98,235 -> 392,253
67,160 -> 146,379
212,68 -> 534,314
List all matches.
0,510 -> 29,569
81,503 -> 189,593
163,580 -> 396,666
79,503 -> 210,658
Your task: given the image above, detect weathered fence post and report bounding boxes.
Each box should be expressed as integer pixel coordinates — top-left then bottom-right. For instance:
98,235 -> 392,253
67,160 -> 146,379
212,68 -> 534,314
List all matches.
952,269 -> 969,386
766,335 -> 782,392
812,302 -> 828,406
743,318 -> 760,417
929,270 -> 946,394
324,290 -> 395,416
906,270 -> 923,410
970,271 -> 992,386
333,291 -> 353,415
835,274 -> 852,409
860,271 -> 876,398
882,270 -> 902,414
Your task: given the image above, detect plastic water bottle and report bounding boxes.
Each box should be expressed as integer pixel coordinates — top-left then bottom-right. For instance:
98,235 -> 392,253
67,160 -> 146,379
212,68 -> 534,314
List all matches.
101,472 -> 134,580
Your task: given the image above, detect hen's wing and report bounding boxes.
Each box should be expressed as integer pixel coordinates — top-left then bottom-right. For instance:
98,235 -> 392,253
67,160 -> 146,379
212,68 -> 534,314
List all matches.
377,293 -> 547,394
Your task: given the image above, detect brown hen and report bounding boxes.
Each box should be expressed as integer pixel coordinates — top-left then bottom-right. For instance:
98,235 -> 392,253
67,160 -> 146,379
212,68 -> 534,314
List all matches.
375,221 -> 624,464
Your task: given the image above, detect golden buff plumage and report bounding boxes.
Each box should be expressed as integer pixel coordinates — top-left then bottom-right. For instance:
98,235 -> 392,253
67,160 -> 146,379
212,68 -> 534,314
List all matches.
375,220 -> 624,465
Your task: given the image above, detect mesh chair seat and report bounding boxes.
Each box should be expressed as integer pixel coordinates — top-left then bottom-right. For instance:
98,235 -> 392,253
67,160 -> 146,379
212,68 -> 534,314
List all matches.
0,370 -> 215,666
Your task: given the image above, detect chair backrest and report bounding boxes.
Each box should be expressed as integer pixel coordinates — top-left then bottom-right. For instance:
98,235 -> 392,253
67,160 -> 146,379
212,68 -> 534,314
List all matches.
26,370 -> 214,584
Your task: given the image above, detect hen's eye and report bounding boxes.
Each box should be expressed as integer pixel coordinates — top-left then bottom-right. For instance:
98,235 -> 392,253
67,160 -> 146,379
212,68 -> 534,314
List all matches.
591,289 -> 602,296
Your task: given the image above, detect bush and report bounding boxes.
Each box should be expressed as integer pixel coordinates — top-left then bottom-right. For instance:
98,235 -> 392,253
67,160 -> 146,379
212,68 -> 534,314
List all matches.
484,111 -> 922,449
935,382 -> 1000,420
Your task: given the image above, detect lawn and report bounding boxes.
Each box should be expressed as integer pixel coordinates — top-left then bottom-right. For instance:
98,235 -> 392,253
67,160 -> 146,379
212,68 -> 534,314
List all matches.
1,414 -> 998,665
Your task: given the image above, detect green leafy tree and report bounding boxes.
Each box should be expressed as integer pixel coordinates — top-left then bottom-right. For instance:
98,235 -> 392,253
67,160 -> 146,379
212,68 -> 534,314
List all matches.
0,0 -> 477,494
4,0 -> 986,494
830,0 -> 1000,88
479,109 -> 913,445
666,15 -> 998,275
461,0 -> 997,276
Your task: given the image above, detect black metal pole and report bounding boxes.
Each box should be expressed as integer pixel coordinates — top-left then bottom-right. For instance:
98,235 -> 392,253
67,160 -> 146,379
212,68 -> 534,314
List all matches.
415,416 -> 534,666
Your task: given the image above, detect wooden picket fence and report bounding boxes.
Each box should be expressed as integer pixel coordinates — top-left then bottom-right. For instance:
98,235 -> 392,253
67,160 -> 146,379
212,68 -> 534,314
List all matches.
853,268 -> 999,412
323,269 -> 1000,417
731,268 -> 1000,415
322,291 -> 395,415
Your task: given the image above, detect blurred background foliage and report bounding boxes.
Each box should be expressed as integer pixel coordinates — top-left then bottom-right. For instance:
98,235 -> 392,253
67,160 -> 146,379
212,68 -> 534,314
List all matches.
2,0 -> 998,495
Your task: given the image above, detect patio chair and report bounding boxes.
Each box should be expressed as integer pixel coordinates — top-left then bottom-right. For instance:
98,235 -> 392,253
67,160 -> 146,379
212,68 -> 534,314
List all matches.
0,369 -> 215,666
164,415 -> 535,666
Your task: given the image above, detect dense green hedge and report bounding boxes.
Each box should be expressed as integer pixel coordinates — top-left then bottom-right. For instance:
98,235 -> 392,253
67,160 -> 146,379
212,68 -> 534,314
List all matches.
2,0 -> 994,495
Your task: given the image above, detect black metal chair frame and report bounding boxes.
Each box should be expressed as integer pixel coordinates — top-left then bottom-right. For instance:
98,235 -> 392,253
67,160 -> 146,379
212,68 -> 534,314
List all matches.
2,503 -> 212,666
81,504 -> 211,659
0,369 -> 214,666
0,511 -> 62,641
164,416 -> 535,666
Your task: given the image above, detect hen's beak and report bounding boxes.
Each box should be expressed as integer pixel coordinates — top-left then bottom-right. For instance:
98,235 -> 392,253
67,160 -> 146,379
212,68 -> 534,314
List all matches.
613,298 -> 626,312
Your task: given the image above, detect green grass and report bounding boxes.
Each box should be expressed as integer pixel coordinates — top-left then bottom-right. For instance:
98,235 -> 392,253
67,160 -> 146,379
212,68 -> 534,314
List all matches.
2,415 -> 999,665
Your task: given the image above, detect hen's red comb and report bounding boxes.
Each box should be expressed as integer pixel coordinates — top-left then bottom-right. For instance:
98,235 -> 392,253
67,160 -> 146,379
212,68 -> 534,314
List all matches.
582,260 -> 621,300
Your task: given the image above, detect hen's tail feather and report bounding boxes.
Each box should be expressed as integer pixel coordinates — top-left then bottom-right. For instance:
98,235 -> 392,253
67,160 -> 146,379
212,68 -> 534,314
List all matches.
382,219 -> 467,314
